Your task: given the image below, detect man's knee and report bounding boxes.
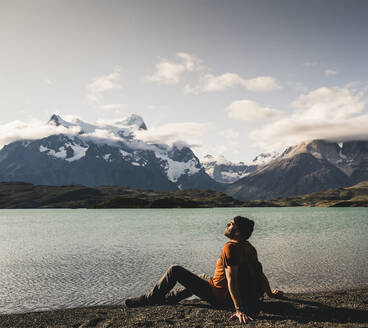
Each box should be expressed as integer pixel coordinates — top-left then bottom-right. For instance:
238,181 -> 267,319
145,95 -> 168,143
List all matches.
199,273 -> 211,281
168,264 -> 184,275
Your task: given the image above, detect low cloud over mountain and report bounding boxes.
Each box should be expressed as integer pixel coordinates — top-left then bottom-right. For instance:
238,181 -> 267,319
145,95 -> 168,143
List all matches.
249,86 -> 368,150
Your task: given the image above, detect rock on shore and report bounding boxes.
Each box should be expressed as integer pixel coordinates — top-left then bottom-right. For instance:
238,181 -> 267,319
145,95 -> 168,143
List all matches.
0,289 -> 367,328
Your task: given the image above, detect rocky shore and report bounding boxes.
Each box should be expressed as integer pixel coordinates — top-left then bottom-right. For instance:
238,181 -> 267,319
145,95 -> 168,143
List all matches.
1,288 -> 367,328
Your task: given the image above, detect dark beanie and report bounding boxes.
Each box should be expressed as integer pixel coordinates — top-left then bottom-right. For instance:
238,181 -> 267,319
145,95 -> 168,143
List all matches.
233,216 -> 254,240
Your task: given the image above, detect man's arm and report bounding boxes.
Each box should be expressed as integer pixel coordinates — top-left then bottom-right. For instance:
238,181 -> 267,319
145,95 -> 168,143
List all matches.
225,265 -> 253,324
262,272 -> 284,298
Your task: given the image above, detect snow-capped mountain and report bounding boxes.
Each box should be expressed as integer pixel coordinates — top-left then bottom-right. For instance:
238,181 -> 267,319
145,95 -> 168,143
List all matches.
226,139 -> 368,200
201,155 -> 258,183
201,152 -> 279,184
0,114 -> 222,191
251,152 -> 280,166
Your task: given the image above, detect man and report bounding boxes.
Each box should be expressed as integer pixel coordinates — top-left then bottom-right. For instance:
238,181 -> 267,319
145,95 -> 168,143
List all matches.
125,216 -> 282,324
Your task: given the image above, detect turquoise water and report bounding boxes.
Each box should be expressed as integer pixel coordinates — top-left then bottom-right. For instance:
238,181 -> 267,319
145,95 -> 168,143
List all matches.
0,207 -> 367,314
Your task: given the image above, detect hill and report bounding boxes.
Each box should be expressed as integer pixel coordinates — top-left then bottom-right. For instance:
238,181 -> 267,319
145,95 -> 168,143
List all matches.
226,140 -> 368,201
0,182 -> 242,208
242,181 -> 368,207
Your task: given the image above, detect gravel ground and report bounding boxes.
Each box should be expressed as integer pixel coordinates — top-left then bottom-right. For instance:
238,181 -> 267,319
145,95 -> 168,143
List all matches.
1,288 -> 367,328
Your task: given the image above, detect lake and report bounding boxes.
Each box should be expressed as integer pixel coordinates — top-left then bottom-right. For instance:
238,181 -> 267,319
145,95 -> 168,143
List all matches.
0,207 -> 367,314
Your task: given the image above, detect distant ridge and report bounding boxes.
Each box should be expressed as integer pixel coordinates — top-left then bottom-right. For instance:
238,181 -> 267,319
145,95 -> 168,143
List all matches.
226,139 -> 368,201
0,182 -> 241,209
0,181 -> 366,208
242,181 -> 368,207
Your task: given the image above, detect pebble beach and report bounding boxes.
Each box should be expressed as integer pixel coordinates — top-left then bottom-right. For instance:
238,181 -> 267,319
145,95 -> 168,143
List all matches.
1,288 -> 367,328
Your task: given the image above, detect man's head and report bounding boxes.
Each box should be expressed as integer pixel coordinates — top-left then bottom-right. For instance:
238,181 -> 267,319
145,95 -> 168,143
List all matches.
224,216 -> 254,241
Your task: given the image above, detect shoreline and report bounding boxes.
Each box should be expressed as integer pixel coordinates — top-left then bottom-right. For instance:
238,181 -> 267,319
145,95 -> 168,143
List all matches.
1,288 -> 367,328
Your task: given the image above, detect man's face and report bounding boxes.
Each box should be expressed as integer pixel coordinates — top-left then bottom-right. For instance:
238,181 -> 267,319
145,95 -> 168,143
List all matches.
224,220 -> 238,238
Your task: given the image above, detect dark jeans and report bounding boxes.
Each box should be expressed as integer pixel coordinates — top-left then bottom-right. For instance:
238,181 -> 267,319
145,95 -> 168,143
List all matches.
143,265 -> 217,305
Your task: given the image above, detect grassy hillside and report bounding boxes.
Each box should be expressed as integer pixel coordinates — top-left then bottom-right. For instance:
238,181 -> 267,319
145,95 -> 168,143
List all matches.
0,182 -> 243,208
242,181 -> 368,207
1,181 -> 367,208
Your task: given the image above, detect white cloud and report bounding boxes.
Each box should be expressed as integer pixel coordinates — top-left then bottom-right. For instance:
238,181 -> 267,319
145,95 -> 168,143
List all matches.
242,76 -> 281,92
324,69 -> 338,76
250,86 -> 368,150
213,141 -> 241,158
186,73 -> 281,93
147,52 -> 279,93
146,52 -> 202,84
0,119 -> 81,149
134,122 -> 208,147
83,129 -> 122,144
220,128 -> 240,139
99,104 -> 126,115
291,87 -> 364,120
198,73 -> 243,92
87,68 -> 121,104
303,61 -> 317,67
177,52 -> 202,72
44,78 -> 53,85
226,100 -> 285,121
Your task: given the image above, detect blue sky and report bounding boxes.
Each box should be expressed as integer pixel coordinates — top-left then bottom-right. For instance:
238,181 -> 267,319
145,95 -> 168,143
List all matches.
1,0 -> 367,162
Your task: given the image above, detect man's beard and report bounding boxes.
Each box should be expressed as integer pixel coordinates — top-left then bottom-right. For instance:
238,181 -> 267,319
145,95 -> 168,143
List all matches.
224,228 -> 235,238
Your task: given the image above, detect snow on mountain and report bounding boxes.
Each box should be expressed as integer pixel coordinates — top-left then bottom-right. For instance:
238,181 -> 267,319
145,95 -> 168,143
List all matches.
0,114 -> 221,190
48,113 -> 145,140
201,154 -> 258,184
278,139 -> 365,177
154,150 -> 200,182
251,152 -> 280,166
226,139 -> 368,201
114,114 -> 147,130
39,137 -> 89,162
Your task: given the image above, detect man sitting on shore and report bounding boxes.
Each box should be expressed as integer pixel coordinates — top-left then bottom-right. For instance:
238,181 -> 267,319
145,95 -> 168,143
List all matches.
125,216 -> 283,324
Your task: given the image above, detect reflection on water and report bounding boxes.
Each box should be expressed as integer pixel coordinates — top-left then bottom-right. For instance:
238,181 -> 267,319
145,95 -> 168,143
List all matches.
0,208 -> 367,314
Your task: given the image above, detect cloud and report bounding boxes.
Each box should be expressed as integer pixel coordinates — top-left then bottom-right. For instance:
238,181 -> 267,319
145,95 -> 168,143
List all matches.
83,129 -> 122,144
100,103 -> 126,114
177,52 -> 202,71
303,61 -> 317,67
87,68 -> 121,104
226,100 -> 285,121
147,52 -> 280,93
197,73 -> 243,92
250,86 -> 368,150
243,76 -> 281,92
324,69 -> 338,76
220,128 -> 240,139
186,73 -> 281,93
134,122 -> 208,147
44,78 -> 53,85
146,52 -> 202,84
291,87 -> 364,120
0,119 -> 81,149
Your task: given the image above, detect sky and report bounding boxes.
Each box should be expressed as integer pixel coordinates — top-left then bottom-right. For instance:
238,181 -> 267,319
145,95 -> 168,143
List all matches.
1,0 -> 368,163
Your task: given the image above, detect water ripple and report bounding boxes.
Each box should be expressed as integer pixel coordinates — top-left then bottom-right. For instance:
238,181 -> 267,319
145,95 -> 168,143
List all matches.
0,208 -> 367,314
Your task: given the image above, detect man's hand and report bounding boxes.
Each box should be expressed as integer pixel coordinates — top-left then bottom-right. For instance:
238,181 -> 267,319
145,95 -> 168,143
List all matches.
229,310 -> 254,324
270,289 -> 284,298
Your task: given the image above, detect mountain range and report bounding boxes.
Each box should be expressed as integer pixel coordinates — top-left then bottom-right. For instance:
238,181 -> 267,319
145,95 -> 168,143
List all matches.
0,114 -> 221,191
201,152 -> 279,184
0,114 -> 367,202
226,139 -> 368,200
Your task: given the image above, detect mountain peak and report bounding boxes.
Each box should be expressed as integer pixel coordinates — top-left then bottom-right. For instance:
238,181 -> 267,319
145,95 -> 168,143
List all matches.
115,114 -> 147,130
251,152 -> 280,165
48,114 -> 64,126
201,154 -> 231,165
280,139 -> 339,160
